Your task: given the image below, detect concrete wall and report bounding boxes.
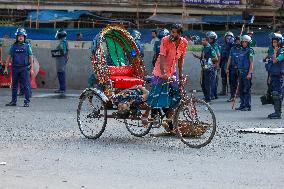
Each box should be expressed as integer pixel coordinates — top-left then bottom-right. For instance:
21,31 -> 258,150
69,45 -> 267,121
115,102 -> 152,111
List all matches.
1,39 -> 268,94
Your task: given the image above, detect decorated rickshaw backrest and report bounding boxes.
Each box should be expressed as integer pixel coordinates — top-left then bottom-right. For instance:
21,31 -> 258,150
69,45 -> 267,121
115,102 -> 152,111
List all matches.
92,25 -> 145,86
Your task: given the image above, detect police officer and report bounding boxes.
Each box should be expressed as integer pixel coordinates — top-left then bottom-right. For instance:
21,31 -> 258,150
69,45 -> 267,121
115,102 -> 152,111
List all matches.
261,36 -> 275,103
4,28 -> 33,107
53,28 -> 69,93
0,39 -> 3,74
18,32 -> 33,97
88,34 -> 99,88
0,38 -> 2,64
247,31 -> 256,47
220,31 -> 235,96
193,36 -> 218,103
206,31 -> 220,100
226,36 -> 242,102
132,30 -> 144,58
267,33 -> 284,119
152,28 -> 169,67
235,35 -> 254,111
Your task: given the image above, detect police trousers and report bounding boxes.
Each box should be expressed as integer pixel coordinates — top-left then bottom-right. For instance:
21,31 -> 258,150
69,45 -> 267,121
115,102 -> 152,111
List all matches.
201,69 -> 215,102
229,68 -> 238,99
239,70 -> 252,109
270,74 -> 283,95
11,66 -> 30,103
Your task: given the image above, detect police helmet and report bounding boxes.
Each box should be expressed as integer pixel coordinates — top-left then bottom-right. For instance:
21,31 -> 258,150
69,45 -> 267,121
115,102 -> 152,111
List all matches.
206,31 -> 218,40
241,35 -> 251,43
157,28 -> 170,39
15,28 -> 27,37
271,33 -> 283,45
55,28 -> 67,39
132,30 -> 141,40
235,36 -> 241,42
224,31 -> 234,38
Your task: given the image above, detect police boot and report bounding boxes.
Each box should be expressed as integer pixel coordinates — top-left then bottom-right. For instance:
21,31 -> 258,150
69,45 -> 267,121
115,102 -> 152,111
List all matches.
5,101 -> 16,106
268,93 -> 282,119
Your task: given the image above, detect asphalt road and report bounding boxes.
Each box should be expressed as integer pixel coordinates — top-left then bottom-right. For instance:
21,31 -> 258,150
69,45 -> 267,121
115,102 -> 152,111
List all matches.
0,88 -> 283,189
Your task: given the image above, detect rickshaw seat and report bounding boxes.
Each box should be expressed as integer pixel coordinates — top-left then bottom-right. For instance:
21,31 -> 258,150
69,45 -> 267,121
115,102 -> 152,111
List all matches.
109,66 -> 134,76
109,66 -> 144,89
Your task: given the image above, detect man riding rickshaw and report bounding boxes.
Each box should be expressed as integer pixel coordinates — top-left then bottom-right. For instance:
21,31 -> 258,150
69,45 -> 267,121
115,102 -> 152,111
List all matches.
77,24 -> 216,148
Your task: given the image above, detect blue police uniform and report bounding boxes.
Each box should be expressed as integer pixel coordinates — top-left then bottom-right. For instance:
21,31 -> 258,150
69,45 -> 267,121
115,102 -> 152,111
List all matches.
131,30 -> 144,58
237,47 -> 254,110
265,46 -> 274,94
135,39 -> 144,58
220,40 -> 234,95
269,48 -> 284,95
0,40 -> 3,74
228,45 -> 242,99
55,38 -> 68,92
9,42 -> 33,105
267,48 -> 284,118
88,34 -> 99,88
201,44 -> 216,103
19,39 -> 33,96
265,46 -> 274,72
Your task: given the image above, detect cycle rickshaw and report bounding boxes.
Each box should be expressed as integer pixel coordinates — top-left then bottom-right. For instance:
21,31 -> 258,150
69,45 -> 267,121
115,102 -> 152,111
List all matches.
77,25 -> 216,148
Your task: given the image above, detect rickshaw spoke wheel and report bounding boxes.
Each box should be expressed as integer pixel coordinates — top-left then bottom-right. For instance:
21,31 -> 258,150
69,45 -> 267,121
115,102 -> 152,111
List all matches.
77,89 -> 107,139
124,110 -> 152,137
173,98 -> 216,148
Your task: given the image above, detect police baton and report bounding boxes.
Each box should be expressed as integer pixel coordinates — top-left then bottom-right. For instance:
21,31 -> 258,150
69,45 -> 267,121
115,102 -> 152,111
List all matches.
192,53 -> 201,60
231,75 -> 240,109
226,70 -> 229,95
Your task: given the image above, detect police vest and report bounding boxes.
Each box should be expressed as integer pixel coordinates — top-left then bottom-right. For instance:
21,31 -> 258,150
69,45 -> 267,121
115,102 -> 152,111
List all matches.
202,45 -> 214,69
265,47 -> 274,72
221,43 -> 233,59
238,47 -> 252,70
11,43 -> 30,67
269,48 -> 284,75
55,40 -> 69,57
230,46 -> 241,68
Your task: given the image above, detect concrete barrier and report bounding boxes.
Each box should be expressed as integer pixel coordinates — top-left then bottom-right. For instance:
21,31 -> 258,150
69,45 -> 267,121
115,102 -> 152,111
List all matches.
1,39 -> 269,94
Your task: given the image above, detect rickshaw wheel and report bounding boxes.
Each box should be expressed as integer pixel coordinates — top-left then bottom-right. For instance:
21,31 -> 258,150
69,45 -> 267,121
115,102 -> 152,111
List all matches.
173,98 -> 216,148
124,110 -> 152,137
77,89 -> 107,139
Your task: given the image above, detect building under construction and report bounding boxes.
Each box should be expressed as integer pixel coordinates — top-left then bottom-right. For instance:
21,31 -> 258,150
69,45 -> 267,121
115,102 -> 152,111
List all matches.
0,0 -> 283,30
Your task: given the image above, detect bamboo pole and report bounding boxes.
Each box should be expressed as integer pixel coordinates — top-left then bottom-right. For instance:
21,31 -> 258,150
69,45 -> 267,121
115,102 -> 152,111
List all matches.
36,0 -> 40,29
136,0 -> 140,29
181,0 -> 185,28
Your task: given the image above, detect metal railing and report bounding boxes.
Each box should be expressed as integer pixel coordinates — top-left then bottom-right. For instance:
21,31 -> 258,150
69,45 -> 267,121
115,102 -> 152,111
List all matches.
0,0 -> 183,6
